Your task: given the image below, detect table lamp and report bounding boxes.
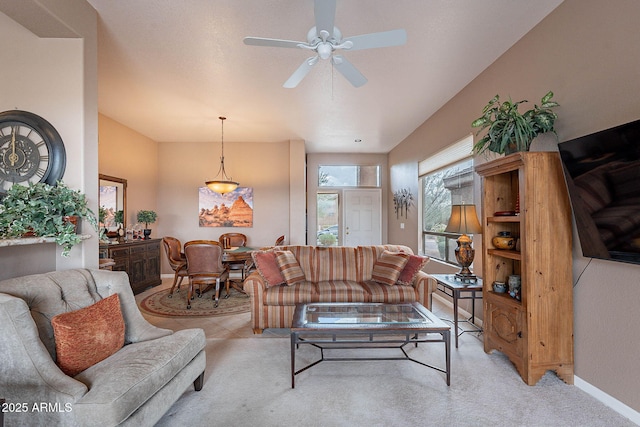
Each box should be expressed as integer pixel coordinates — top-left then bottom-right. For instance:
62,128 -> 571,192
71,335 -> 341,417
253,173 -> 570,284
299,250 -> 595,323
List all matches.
445,204 -> 482,282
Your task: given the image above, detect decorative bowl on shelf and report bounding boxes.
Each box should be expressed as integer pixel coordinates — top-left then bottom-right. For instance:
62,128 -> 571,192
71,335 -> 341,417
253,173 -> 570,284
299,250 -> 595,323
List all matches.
492,231 -> 516,250
494,210 -> 516,216
492,281 -> 507,293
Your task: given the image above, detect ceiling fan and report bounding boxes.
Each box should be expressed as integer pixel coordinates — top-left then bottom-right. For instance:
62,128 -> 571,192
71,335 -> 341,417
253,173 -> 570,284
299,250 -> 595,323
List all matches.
243,0 -> 407,88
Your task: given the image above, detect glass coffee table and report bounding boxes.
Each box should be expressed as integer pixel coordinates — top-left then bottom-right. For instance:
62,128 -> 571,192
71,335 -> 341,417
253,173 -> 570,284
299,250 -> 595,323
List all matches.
290,302 -> 451,388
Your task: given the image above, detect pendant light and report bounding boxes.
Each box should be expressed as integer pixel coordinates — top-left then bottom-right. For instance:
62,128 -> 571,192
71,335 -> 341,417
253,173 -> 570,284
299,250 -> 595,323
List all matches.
206,116 -> 239,194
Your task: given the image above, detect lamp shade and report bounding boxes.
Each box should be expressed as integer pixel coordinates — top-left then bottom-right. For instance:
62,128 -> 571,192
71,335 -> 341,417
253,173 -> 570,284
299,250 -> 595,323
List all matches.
445,204 -> 482,235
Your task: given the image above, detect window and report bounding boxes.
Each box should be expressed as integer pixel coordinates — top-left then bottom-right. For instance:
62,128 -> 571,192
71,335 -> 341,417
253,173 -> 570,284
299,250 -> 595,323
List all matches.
318,165 -> 380,187
316,193 -> 339,246
419,135 -> 475,264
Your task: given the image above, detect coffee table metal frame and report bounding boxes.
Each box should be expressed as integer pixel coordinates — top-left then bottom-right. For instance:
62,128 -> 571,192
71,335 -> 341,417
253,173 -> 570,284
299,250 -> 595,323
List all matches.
290,302 -> 451,388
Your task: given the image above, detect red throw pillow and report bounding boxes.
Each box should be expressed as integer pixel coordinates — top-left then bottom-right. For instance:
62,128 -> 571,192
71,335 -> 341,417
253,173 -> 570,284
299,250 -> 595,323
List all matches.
371,250 -> 410,286
397,255 -> 429,285
252,250 -> 286,287
52,294 -> 125,377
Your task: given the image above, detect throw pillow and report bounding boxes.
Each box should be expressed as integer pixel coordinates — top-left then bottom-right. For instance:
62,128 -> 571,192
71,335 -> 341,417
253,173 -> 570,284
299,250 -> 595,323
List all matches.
275,250 -> 306,286
51,294 -> 125,377
397,255 -> 429,286
252,250 -> 286,287
371,250 -> 410,286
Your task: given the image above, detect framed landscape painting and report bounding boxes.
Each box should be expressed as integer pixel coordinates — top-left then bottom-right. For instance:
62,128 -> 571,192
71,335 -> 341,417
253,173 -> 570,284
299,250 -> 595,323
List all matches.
198,187 -> 253,227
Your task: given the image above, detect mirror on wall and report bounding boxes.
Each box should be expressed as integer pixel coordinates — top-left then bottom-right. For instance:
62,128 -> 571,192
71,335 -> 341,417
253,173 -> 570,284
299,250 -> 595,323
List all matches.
99,174 -> 127,231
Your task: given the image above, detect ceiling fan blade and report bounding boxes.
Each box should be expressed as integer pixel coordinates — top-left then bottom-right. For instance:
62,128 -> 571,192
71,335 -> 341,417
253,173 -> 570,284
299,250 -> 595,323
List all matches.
314,0 -> 336,37
283,56 -> 318,88
343,29 -> 407,51
332,55 -> 367,88
243,37 -> 305,49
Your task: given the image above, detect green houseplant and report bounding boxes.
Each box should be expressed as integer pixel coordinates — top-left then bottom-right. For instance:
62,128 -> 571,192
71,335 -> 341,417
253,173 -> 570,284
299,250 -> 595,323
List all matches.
0,181 -> 99,256
471,91 -> 559,155
136,210 -> 157,239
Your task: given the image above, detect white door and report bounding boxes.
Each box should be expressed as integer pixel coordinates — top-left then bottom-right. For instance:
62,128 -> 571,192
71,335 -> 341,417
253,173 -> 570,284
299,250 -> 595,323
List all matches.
343,189 -> 382,246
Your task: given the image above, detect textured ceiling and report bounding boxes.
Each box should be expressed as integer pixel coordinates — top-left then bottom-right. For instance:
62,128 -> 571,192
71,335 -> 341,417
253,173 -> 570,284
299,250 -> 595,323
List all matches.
87,0 -> 563,153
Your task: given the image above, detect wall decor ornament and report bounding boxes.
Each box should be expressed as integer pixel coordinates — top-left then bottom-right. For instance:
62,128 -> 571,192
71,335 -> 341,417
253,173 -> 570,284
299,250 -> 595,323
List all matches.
199,186 -> 253,228
393,188 -> 413,219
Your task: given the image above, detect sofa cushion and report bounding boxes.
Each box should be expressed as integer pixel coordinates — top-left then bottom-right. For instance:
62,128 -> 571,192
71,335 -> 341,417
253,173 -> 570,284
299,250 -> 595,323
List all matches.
371,250 -> 410,286
315,280 -> 368,302
314,246 -> 358,282
275,250 -> 306,285
252,250 -> 285,287
264,282 -> 317,305
52,294 -> 125,377
360,281 -> 418,303
397,255 -> 429,286
73,328 -> 205,427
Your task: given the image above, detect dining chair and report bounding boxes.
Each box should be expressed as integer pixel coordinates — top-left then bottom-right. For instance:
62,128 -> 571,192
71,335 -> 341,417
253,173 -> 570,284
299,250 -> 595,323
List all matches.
219,233 -> 248,284
183,240 -> 229,308
162,236 -> 188,297
219,232 -> 247,248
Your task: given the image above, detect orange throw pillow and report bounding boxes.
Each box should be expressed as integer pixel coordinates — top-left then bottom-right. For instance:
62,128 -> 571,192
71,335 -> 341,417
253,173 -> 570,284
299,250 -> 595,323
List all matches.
52,294 -> 125,377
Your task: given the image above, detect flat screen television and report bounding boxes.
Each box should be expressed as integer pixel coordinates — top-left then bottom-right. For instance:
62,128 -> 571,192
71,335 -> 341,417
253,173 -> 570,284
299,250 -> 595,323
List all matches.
558,119 -> 640,265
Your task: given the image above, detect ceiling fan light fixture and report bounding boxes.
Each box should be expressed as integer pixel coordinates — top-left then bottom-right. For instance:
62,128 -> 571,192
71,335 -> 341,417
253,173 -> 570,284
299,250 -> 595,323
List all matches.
205,116 -> 239,195
243,0 -> 406,88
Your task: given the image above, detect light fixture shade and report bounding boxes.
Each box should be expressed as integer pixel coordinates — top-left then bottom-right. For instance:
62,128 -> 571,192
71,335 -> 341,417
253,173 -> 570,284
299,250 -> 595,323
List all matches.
205,180 -> 239,195
445,204 -> 482,235
206,116 -> 239,194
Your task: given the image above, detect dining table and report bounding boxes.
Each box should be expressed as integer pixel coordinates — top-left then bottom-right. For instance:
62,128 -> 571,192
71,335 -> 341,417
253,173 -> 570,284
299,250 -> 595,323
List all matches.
222,246 -> 262,292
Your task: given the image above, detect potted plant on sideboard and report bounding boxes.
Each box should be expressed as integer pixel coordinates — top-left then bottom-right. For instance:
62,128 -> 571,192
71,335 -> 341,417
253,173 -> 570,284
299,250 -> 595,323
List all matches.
136,210 -> 157,239
471,90 -> 559,155
0,181 -> 100,256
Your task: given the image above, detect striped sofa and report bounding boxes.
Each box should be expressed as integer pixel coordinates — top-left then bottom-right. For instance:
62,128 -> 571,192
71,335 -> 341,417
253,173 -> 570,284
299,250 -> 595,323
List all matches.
243,245 -> 435,334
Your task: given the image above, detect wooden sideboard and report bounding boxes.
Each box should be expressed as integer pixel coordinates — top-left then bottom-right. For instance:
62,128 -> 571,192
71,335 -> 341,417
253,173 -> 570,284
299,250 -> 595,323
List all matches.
99,238 -> 162,294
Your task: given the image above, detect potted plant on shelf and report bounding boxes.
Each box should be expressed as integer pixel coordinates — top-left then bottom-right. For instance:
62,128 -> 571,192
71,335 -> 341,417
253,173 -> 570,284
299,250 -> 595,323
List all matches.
136,210 -> 157,239
0,181 -> 100,256
471,91 -> 559,155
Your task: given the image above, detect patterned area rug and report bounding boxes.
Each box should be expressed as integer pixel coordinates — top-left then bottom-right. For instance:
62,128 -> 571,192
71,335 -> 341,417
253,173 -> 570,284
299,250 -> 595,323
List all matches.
139,286 -> 250,318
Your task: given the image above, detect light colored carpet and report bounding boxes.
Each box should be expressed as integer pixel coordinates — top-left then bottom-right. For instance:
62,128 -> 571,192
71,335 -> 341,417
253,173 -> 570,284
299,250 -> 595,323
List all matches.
138,281 -> 635,427
154,332 -> 634,427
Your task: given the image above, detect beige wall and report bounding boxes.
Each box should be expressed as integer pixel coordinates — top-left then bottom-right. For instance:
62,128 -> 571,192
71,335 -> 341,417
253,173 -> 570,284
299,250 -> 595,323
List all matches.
98,116 -> 300,274
98,114 -> 159,226
155,139 -> 301,273
0,3 -> 98,279
388,0 -> 640,413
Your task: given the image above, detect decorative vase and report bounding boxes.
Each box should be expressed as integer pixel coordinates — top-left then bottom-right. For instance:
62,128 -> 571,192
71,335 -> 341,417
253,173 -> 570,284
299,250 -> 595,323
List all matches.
143,229 -> 151,239
492,231 -> 516,250
508,275 -> 521,300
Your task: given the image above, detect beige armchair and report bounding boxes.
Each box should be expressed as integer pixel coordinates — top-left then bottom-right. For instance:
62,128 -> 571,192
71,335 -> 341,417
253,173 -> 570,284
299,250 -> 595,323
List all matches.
0,269 -> 206,427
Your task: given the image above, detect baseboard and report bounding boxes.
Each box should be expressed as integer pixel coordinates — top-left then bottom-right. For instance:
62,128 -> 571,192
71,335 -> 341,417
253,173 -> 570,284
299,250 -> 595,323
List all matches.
574,376 -> 640,425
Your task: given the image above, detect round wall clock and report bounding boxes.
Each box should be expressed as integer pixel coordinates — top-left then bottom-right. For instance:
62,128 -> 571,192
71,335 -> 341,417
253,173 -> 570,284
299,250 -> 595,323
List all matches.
0,110 -> 66,196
